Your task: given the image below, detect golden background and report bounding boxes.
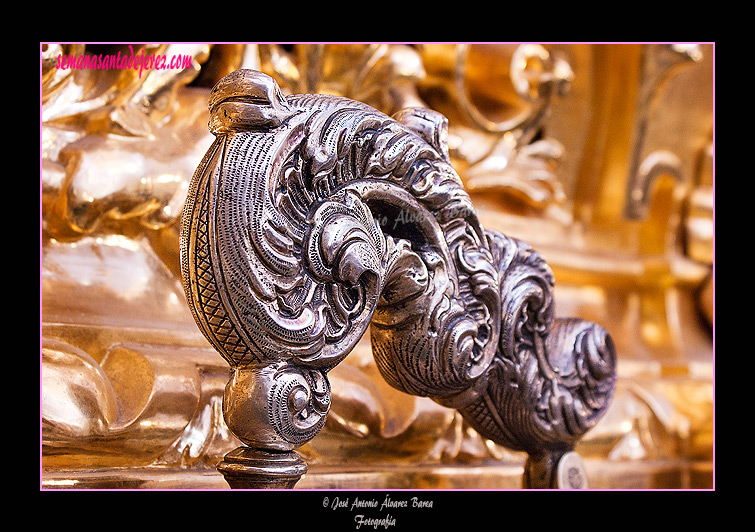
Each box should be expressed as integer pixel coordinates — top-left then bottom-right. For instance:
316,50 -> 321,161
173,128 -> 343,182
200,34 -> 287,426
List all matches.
41,43 -> 714,489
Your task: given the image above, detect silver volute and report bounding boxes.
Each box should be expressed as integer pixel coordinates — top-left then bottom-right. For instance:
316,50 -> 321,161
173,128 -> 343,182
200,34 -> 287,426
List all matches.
180,69 -> 617,489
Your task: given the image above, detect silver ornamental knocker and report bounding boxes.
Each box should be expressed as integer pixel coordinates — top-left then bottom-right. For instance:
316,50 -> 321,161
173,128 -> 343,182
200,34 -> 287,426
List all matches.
180,69 -> 617,489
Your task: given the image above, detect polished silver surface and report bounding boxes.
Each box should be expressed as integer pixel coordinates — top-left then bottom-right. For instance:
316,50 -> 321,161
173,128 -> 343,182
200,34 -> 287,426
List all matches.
180,69 -> 617,488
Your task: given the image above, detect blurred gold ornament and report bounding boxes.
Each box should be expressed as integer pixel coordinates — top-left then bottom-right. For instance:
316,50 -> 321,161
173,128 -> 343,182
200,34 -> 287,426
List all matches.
41,43 -> 713,490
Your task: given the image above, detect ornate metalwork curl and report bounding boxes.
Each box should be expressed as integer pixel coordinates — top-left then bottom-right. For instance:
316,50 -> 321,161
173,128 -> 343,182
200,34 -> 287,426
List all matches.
180,69 -> 617,489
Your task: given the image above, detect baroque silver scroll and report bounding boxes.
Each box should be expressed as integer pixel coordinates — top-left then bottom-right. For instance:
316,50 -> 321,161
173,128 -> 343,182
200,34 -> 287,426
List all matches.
180,69 -> 616,488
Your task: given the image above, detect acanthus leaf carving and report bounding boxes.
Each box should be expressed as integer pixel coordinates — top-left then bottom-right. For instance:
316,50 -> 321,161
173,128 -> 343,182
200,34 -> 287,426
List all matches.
180,70 -> 616,488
